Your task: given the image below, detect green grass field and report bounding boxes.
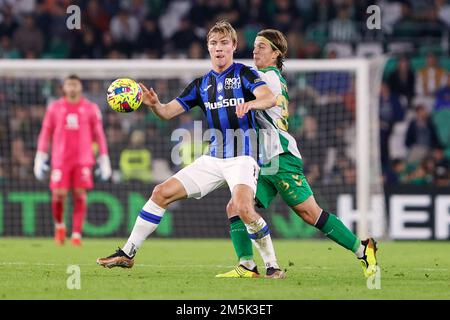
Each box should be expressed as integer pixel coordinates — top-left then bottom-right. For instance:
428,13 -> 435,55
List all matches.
0,238 -> 449,300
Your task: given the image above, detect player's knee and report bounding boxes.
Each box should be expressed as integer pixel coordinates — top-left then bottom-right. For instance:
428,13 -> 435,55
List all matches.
52,190 -> 67,202
294,205 -> 322,226
151,184 -> 171,207
73,188 -> 86,196
226,201 -> 236,217
235,202 -> 254,220
73,191 -> 86,202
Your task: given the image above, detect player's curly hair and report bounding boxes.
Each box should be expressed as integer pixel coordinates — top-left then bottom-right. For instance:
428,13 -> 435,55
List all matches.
257,29 -> 288,71
207,20 -> 237,46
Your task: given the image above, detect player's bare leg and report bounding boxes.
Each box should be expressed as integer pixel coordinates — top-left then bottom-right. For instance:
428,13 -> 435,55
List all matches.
97,177 -> 187,268
72,188 -> 87,246
292,196 -> 378,278
232,185 -> 285,279
52,188 -> 68,245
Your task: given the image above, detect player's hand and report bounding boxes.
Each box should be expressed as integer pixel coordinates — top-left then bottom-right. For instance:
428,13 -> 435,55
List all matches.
34,151 -> 49,181
97,154 -> 112,181
236,102 -> 254,118
139,83 -> 161,109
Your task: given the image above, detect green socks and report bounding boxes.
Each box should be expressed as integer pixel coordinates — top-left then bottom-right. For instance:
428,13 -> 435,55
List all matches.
229,216 -> 254,261
315,210 -> 361,253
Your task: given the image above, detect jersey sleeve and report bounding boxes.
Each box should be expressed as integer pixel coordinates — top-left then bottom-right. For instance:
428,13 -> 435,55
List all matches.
259,70 -> 282,96
175,78 -> 202,111
240,65 -> 266,92
37,102 -> 55,153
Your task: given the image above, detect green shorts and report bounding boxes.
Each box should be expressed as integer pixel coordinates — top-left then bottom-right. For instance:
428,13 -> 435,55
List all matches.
255,153 -> 313,209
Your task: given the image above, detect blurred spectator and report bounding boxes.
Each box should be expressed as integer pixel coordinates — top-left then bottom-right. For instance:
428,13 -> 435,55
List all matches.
404,160 -> 432,185
435,0 -> 450,28
234,29 -> 251,59
109,8 -> 140,56
297,115 -> 326,183
99,31 -> 119,58
0,161 -> 5,185
216,0 -> 241,28
8,0 -> 36,16
0,5 -> 19,38
84,0 -> 111,33
136,15 -> 164,57
415,53 -> 447,98
187,40 -> 205,59
244,0 -> 270,28
405,104 -> 441,163
432,147 -> 450,186
70,28 -> 100,59
327,4 -> 360,42
169,16 -> 200,54
127,0 -> 150,23
119,129 -> 152,183
308,0 -> 336,27
270,0 -> 299,34
387,56 -> 416,108
0,34 -> 20,58
188,0 -> 210,29
379,82 -> 406,169
11,136 -> 32,179
384,158 -> 407,185
47,3 -> 68,39
12,14 -> 44,58
433,75 -> 450,112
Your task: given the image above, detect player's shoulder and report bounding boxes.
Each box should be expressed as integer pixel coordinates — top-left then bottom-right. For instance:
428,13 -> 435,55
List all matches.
259,66 -> 281,78
48,97 -> 64,110
186,75 -> 204,91
236,62 -> 258,74
82,97 -> 100,109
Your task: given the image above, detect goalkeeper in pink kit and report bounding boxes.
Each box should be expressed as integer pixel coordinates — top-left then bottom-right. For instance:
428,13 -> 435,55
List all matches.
34,75 -> 111,246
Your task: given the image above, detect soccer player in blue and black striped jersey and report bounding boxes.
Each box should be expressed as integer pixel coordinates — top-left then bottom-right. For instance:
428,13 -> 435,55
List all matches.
97,21 -> 285,278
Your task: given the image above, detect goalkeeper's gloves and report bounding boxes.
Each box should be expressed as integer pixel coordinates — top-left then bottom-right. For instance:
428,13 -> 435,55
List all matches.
97,154 -> 112,181
34,151 -> 49,181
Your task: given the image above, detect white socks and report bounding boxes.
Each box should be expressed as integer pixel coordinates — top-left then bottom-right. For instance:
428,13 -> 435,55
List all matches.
355,243 -> 366,258
245,217 -> 280,270
240,259 -> 257,270
122,199 -> 165,258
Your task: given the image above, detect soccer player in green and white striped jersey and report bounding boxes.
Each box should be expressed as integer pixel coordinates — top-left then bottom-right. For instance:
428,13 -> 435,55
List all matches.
216,29 -> 378,279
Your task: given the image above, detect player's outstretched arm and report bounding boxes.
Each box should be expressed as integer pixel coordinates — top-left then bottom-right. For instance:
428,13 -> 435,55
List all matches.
236,85 -> 275,118
139,83 -> 185,120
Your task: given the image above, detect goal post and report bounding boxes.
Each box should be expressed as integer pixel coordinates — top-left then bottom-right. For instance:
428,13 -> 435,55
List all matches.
0,58 -> 386,239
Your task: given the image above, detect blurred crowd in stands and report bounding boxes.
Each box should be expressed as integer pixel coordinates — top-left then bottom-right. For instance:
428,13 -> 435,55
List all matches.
0,0 -> 450,187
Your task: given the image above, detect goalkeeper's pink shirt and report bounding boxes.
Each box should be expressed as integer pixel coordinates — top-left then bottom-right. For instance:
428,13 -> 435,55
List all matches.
37,97 -> 108,168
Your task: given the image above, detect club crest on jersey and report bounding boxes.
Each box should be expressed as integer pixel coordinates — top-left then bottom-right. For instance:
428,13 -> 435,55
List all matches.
217,82 -> 223,92
224,77 -> 241,89
65,113 -> 79,129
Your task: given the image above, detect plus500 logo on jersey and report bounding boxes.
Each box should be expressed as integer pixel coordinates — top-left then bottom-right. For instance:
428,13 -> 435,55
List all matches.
205,97 -> 245,110
225,77 -> 241,89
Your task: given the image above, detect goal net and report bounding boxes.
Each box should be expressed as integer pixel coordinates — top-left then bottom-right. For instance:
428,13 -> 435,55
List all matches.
0,58 -> 386,239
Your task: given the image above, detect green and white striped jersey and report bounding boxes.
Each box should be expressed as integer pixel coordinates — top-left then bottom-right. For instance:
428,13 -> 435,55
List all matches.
256,66 -> 302,164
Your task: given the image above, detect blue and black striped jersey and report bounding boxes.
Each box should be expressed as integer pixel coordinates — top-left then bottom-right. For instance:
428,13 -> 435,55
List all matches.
176,62 -> 266,162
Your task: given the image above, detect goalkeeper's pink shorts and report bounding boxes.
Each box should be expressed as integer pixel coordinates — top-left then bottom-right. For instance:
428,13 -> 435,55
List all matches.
49,164 -> 93,190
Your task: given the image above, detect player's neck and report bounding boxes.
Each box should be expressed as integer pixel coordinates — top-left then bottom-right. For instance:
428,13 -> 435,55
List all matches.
258,64 -> 276,70
65,96 -> 82,105
212,61 -> 234,74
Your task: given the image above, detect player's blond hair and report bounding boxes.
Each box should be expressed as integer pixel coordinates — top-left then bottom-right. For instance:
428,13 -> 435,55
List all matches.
257,29 -> 288,71
207,20 -> 237,46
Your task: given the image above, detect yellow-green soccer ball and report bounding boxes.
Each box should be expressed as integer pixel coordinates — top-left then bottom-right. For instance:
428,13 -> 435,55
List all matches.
106,78 -> 143,113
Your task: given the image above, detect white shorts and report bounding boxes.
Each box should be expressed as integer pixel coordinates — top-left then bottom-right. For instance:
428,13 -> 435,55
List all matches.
173,155 -> 260,199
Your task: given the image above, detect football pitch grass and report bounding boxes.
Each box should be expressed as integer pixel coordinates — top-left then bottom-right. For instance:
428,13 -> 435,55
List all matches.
0,238 -> 449,300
